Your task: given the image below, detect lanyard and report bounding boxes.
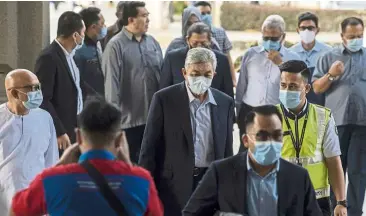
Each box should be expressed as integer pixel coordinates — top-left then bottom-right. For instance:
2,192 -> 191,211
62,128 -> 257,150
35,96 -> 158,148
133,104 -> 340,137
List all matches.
281,105 -> 309,165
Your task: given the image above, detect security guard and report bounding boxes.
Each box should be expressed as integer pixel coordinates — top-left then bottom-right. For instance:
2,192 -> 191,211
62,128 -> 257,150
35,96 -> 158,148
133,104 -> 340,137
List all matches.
277,60 -> 347,216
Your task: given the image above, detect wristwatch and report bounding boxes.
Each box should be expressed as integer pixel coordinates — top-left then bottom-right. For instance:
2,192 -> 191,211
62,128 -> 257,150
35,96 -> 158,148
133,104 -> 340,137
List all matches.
337,200 -> 348,208
326,73 -> 336,81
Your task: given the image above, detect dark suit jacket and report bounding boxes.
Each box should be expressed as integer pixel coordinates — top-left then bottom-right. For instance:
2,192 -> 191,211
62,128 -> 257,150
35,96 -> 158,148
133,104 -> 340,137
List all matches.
183,152 -> 322,216
159,47 -> 234,99
34,41 -> 89,143
138,82 -> 234,216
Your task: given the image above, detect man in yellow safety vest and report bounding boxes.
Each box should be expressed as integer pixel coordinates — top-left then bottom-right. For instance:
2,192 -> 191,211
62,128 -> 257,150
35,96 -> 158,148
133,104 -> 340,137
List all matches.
277,60 -> 347,216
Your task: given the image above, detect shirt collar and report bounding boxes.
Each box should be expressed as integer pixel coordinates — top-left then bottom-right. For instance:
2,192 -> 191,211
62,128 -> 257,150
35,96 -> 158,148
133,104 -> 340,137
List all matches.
122,27 -> 146,41
55,39 -> 75,57
246,153 -> 280,172
294,40 -> 322,53
185,81 -> 217,105
78,150 -> 116,163
281,99 -> 309,120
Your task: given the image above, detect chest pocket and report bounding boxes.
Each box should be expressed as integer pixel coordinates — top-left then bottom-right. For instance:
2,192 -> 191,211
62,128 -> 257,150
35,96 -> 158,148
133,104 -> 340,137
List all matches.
144,48 -> 162,82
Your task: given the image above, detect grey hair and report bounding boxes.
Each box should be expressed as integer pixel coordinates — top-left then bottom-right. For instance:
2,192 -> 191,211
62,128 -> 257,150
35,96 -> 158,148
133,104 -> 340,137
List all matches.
184,47 -> 217,70
261,15 -> 286,33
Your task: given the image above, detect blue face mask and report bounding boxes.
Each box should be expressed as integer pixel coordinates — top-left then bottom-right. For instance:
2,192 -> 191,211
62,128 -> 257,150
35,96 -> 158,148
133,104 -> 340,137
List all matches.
21,90 -> 43,109
201,14 -> 212,27
97,26 -> 107,40
262,40 -> 281,51
346,38 -> 363,52
251,141 -> 282,166
279,90 -> 302,109
187,76 -> 212,95
74,33 -> 84,50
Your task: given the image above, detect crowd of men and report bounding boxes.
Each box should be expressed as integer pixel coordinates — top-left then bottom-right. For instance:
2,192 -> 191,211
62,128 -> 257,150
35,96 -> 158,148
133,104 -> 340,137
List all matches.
0,1 -> 365,216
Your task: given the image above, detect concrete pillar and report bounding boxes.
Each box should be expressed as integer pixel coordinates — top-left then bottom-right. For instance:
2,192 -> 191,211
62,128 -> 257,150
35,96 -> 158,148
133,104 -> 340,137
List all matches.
0,1 -> 50,103
145,1 -> 171,31
212,1 -> 222,27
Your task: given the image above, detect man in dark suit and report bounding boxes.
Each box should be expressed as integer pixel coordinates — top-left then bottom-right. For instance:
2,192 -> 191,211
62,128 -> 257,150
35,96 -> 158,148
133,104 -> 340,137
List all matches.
139,47 -> 234,216
159,22 -> 234,99
183,105 -> 322,216
35,11 -> 86,153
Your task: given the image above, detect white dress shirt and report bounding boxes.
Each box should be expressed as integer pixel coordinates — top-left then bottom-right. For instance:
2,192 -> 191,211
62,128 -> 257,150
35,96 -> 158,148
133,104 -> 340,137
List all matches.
0,103 -> 58,215
55,39 -> 83,114
236,46 -> 301,109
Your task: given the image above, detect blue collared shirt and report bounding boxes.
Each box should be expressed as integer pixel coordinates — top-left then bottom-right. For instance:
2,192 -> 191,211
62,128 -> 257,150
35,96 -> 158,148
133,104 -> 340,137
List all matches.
78,149 -> 116,163
290,40 -> 332,68
55,39 -> 83,114
313,45 -> 366,126
186,82 -> 216,167
236,46 -> 301,109
246,154 -> 279,216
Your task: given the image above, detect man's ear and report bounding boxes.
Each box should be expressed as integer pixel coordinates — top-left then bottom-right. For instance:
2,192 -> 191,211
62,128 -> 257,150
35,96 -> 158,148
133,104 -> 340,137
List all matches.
213,71 -> 217,77
10,89 -> 19,99
281,33 -> 286,44
316,27 -> 320,35
305,83 -> 311,94
296,28 -> 300,34
114,132 -> 123,149
182,68 -> 187,77
75,128 -> 82,146
242,134 -> 249,148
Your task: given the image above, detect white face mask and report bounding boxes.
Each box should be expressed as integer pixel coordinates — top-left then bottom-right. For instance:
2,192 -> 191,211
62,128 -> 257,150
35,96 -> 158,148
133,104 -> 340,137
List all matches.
187,76 -> 212,95
299,29 -> 316,44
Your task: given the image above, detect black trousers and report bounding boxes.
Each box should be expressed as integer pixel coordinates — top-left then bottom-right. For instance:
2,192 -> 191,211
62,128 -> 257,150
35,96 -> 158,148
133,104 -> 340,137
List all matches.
124,125 -> 145,164
237,103 -> 254,153
330,125 -> 366,216
318,197 -> 332,216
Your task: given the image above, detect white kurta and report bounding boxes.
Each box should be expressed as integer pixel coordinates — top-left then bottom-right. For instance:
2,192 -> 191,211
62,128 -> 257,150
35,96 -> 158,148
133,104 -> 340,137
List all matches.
0,103 -> 59,215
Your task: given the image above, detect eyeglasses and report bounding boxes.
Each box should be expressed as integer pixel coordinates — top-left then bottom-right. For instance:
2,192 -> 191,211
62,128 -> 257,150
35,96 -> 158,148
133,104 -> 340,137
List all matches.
247,131 -> 283,142
7,83 -> 41,92
299,26 -> 316,31
262,36 -> 282,41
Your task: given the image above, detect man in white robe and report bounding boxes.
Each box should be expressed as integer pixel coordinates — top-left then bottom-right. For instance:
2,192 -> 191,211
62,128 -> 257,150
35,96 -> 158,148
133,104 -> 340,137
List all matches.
0,69 -> 58,215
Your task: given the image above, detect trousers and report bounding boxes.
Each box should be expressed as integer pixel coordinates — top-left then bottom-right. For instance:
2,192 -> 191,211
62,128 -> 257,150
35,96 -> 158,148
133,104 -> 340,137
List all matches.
330,125 -> 366,216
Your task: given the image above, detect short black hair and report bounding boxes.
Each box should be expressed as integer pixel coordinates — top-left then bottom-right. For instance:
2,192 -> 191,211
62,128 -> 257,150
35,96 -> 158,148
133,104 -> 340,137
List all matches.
298,12 -> 319,28
279,60 -> 310,83
244,105 -> 283,131
57,11 -> 84,38
79,7 -> 101,30
187,22 -> 212,40
117,1 -> 126,13
77,97 -> 122,145
341,17 -> 364,33
194,1 -> 212,8
122,1 -> 146,26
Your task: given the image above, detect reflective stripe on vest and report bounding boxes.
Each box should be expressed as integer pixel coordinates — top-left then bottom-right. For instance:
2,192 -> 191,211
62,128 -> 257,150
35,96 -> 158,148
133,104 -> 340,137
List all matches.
278,103 -> 330,199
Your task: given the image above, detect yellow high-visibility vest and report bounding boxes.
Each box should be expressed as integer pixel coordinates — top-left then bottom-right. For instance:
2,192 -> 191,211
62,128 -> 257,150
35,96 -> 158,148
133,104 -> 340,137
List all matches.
277,103 -> 331,199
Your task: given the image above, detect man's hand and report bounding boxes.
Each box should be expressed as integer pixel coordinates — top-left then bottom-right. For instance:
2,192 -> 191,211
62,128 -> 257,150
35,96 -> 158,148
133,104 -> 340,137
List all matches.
57,133 -> 71,150
56,143 -> 81,166
334,204 -> 347,216
329,61 -> 345,77
116,131 -> 132,165
267,50 -> 283,65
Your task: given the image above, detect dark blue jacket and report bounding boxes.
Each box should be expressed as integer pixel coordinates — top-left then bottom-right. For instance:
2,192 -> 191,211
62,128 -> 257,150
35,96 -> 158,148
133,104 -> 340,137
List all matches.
74,36 -> 105,97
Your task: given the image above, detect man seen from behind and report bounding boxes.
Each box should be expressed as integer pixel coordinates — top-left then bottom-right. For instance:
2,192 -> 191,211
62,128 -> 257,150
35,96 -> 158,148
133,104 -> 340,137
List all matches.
10,98 -> 163,216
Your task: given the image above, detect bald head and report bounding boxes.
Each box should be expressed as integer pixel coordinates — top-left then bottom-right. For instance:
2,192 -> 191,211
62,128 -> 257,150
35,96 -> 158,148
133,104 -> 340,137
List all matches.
5,69 -> 38,90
